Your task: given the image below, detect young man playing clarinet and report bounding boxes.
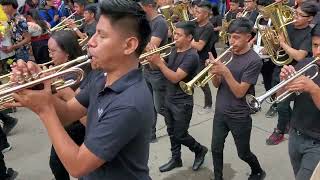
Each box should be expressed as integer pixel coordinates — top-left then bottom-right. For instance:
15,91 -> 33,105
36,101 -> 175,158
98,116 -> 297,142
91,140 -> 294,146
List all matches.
209,17 -> 265,180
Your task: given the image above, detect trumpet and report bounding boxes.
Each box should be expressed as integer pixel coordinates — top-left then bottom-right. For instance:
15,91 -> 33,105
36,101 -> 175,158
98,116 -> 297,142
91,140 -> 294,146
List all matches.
179,46 -> 233,95
139,41 -> 176,65
246,57 -> 320,112
50,11 -> 84,32
0,55 -> 91,109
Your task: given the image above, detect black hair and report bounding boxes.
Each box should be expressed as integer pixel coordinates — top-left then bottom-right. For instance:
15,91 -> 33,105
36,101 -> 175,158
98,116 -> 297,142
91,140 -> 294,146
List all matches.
230,0 -> 239,3
0,0 -> 18,9
312,24 -> 320,37
228,17 -> 254,35
175,21 -> 196,37
197,0 -> 212,11
98,0 -> 151,56
139,0 -> 157,8
211,4 -> 220,16
26,9 -> 49,34
51,30 -> 83,60
300,1 -> 319,17
256,0 -> 272,6
191,0 -> 201,6
74,0 -> 86,7
84,4 -> 97,15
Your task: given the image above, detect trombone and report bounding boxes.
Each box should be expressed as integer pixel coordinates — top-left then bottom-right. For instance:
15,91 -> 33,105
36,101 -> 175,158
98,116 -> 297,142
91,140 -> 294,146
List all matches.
246,57 -> 320,112
0,55 -> 91,109
179,46 -> 234,95
139,41 -> 176,65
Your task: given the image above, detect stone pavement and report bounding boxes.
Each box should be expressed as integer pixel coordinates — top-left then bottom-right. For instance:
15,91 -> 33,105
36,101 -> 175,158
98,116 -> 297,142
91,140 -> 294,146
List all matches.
3,75 -> 295,180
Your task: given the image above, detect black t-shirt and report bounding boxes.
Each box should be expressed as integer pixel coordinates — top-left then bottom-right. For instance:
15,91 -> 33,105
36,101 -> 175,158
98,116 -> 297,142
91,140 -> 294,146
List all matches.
166,48 -> 199,103
150,15 -> 168,47
209,15 -> 223,43
226,11 -> 238,22
291,58 -> 320,140
287,24 -> 313,62
145,15 -> 169,72
246,10 -> 259,24
194,22 -> 215,62
215,49 -> 263,119
83,21 -> 97,37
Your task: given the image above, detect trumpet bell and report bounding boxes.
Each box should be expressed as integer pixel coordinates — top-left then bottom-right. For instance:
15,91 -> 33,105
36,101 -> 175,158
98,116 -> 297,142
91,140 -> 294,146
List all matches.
179,81 -> 193,95
246,94 -> 262,112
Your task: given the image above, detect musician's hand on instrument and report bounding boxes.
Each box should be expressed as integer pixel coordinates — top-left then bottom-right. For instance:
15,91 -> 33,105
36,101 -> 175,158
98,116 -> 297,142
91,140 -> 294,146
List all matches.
280,65 -> 296,81
54,15 -> 60,22
278,33 -> 286,46
7,79 -> 54,116
206,52 -> 216,66
260,48 -> 267,55
67,19 -> 77,29
286,75 -> 317,94
148,53 -> 163,67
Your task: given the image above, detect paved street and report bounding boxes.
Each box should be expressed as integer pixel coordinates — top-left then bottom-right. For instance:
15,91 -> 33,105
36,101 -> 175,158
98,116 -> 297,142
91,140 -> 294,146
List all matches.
3,75 -> 295,180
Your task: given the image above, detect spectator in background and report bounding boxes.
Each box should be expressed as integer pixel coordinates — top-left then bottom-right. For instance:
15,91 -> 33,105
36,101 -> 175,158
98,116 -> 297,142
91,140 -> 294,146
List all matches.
1,0 -> 31,61
26,9 -> 50,64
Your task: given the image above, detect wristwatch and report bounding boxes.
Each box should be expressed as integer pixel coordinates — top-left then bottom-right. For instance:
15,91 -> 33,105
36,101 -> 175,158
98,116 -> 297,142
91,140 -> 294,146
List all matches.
73,27 -> 78,31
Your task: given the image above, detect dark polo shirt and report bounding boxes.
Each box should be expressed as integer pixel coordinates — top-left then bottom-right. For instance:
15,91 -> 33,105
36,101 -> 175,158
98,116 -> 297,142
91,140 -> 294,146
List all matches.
76,68 -> 154,180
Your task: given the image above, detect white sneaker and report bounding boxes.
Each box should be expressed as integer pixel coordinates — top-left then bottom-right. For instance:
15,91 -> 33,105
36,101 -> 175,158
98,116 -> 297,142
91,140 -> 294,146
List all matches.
198,106 -> 213,115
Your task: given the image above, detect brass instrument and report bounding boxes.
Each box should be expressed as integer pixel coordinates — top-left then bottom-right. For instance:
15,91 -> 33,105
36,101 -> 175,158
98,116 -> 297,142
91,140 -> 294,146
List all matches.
246,57 -> 319,112
0,55 -> 91,109
159,3 -> 191,34
50,18 -> 85,32
256,1 -> 294,66
78,35 -> 89,51
139,42 -> 176,65
50,11 -> 85,32
219,8 -> 247,44
179,46 -> 233,95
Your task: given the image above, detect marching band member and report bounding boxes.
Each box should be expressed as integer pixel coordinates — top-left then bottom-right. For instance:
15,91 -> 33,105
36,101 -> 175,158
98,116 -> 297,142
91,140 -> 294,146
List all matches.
68,4 -> 97,39
6,0 -> 154,179
148,21 -> 208,173
192,1 -> 215,114
265,1 -> 317,145
279,24 -> 320,180
209,17 -> 265,180
46,30 -> 86,180
226,0 -> 241,22
140,0 -> 169,142
237,0 -> 259,23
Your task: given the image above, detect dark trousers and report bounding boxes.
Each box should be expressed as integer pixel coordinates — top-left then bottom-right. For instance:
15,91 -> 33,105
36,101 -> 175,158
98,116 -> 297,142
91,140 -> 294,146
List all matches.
0,111 -> 14,125
0,127 -> 7,179
211,114 -> 262,177
164,101 -> 202,159
272,66 -> 292,132
289,129 -> 320,180
50,122 -> 85,180
31,39 -> 50,64
144,70 -> 166,137
197,62 -> 212,107
260,59 -> 275,91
